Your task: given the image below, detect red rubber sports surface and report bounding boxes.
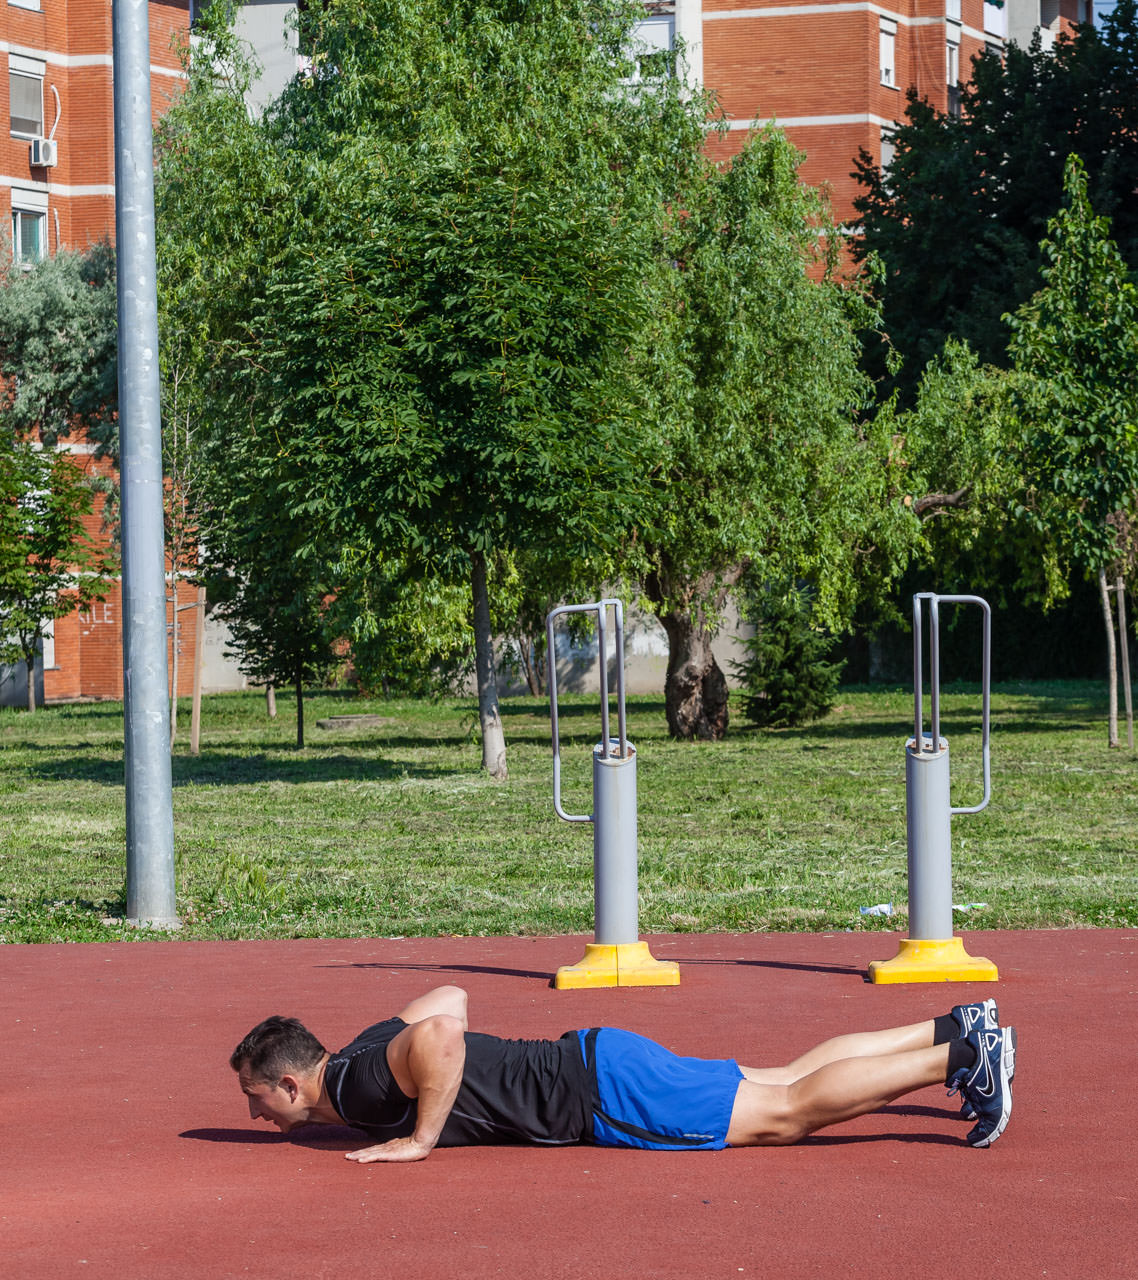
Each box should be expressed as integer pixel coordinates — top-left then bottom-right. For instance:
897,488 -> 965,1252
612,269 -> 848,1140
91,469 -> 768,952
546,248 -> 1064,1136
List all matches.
3,930 -> 1135,1278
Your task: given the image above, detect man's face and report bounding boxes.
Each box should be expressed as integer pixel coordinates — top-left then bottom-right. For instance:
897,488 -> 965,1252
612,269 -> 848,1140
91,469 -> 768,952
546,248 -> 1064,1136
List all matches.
238,1064 -> 309,1133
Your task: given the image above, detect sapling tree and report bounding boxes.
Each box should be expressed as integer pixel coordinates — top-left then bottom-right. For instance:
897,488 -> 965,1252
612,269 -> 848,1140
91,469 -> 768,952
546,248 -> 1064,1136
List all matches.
1006,155 -> 1138,746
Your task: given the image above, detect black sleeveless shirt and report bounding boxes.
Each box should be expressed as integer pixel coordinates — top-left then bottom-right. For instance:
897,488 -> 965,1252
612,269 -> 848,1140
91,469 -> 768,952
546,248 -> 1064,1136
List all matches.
323,1018 -> 592,1147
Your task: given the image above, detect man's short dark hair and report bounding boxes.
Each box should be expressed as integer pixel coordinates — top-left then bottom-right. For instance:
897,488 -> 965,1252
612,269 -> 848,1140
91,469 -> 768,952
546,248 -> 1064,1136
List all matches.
230,1016 -> 327,1084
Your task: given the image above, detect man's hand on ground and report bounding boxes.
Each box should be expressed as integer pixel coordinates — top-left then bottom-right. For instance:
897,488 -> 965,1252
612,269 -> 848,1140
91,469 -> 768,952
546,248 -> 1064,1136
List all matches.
345,1137 -> 436,1163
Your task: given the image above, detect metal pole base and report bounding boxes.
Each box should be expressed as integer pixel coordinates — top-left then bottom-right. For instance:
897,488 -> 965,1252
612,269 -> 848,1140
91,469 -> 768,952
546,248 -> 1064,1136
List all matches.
868,936 -> 998,984
554,942 -> 680,989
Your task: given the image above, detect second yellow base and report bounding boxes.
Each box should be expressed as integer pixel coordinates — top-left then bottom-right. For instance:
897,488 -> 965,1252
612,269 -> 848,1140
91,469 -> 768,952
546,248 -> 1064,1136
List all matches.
869,936 -> 998,984
554,942 -> 681,989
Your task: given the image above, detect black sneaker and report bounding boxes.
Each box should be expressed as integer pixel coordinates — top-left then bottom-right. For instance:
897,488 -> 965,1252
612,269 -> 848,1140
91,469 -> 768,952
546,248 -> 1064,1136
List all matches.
948,1026 -> 1016,1148
950,1000 -> 1001,1120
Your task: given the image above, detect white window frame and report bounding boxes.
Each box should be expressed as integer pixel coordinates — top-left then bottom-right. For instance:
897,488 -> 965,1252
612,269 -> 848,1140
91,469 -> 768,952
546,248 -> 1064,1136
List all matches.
879,20 -> 898,89
11,187 -> 48,263
625,15 -> 675,85
946,38 -> 960,86
8,0 -> 42,11
946,0 -> 962,19
984,0 -> 1008,37
9,54 -> 46,139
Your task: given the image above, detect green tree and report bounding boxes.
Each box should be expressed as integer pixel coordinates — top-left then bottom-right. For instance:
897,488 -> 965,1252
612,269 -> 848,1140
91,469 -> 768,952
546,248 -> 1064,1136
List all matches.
201,486 -> 339,750
0,245 -> 118,455
156,0 -> 704,776
733,583 -> 845,729
0,439 -> 115,710
1006,155 -> 1138,744
853,1 -> 1138,398
632,129 -> 917,738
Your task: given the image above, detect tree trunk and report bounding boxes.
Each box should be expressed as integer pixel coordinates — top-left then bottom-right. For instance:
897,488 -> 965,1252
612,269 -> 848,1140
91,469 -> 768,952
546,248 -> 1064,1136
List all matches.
658,609 -> 730,740
295,662 -> 305,750
1117,576 -> 1134,751
514,634 -> 543,697
471,549 -> 507,779
265,684 -> 277,718
190,586 -> 206,757
25,654 -> 36,713
644,563 -> 741,741
1099,568 -> 1119,748
169,584 -> 179,746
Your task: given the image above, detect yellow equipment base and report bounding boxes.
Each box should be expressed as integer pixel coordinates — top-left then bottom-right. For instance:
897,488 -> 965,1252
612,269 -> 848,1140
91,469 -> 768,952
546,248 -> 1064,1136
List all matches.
554,942 -> 681,989
869,936 -> 998,984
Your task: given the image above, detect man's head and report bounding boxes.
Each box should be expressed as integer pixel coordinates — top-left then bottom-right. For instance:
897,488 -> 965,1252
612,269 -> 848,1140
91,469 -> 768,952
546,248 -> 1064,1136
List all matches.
231,1016 -> 328,1133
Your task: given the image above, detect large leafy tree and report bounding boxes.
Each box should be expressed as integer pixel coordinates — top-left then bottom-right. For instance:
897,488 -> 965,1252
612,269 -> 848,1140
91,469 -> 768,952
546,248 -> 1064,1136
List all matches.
1006,155 -> 1138,742
0,245 -> 118,455
157,0 -> 704,777
0,438 -> 115,710
853,1 -> 1138,398
632,130 -> 917,738
0,246 -> 118,711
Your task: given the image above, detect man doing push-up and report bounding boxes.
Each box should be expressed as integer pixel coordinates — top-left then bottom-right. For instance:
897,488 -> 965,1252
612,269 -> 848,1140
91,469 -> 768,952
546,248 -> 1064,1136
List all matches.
231,985 -> 1016,1162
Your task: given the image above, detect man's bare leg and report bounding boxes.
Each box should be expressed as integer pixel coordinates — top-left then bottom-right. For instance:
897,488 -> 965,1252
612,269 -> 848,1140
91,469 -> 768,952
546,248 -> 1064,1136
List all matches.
739,1019 -> 937,1086
726,1043 -> 949,1146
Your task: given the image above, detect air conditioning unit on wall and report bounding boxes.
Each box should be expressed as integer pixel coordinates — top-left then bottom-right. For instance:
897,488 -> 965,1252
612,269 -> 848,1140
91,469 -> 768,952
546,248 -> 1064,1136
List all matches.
29,137 -> 58,168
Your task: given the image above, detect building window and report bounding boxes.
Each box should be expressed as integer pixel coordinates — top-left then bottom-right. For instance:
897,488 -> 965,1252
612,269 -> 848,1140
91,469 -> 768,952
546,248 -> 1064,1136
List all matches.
11,208 -> 47,263
946,38 -> 961,114
947,0 -> 962,19
9,70 -> 44,138
626,16 -> 675,83
879,21 -> 897,88
984,0 -> 1008,37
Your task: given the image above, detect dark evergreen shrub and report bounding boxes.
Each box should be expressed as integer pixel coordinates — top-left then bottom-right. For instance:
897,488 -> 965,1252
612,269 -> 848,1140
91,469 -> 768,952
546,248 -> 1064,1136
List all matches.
734,589 -> 845,728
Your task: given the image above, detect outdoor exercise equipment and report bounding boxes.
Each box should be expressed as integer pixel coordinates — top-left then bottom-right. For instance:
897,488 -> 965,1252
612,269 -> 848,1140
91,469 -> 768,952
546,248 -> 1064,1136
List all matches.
869,593 -> 998,983
548,599 -> 679,989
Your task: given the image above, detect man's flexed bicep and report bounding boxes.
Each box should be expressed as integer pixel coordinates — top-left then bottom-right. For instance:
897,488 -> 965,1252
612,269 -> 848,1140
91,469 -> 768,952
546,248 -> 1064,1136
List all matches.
394,984 -> 469,1029
345,1015 -> 466,1164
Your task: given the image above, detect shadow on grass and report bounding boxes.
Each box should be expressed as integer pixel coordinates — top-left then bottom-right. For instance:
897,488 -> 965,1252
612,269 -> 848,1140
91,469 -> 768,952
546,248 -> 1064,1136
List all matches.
21,751 -> 463,788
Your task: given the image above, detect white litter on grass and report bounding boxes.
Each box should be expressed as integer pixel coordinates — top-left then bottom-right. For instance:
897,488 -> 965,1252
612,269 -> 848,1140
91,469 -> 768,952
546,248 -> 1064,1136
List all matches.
859,903 -> 893,916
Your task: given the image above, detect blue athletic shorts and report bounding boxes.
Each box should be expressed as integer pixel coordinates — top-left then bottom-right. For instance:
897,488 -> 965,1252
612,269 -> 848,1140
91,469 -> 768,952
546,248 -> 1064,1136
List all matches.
577,1027 -> 744,1150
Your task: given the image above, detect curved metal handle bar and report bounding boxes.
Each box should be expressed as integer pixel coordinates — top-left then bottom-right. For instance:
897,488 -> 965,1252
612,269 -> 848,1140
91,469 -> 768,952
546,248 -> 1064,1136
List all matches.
912,592 -> 991,814
546,599 -> 627,824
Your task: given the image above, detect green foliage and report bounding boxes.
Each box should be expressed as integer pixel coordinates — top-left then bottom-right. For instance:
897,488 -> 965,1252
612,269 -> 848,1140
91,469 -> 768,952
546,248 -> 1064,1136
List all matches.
635,128 -> 918,635
0,245 -> 118,455
216,851 -> 286,909
0,438 -> 116,707
733,586 -> 845,728
1006,155 -> 1138,577
155,0 -> 711,767
854,1 -> 1138,398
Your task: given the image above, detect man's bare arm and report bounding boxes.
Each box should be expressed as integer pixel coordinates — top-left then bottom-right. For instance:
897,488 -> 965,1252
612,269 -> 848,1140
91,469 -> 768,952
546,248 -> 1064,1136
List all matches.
344,1014 -> 466,1164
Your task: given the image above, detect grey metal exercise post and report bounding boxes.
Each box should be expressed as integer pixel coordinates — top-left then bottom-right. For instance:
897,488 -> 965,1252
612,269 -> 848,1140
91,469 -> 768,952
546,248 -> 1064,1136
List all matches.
870,593 -> 997,982
547,599 -> 679,989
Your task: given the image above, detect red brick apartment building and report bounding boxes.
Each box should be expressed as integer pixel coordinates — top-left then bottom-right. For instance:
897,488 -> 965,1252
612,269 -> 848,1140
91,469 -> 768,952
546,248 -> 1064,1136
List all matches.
3,0 -> 1084,705
2,0 -> 198,705
655,0 -> 1086,224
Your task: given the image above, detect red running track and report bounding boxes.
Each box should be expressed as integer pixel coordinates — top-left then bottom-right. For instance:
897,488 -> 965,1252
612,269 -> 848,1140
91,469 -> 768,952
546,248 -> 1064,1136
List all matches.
2,929 -> 1135,1279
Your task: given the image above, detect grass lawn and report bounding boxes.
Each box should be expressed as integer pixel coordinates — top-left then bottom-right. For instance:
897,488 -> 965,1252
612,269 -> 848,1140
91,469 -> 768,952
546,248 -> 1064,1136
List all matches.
1,681 -> 1134,943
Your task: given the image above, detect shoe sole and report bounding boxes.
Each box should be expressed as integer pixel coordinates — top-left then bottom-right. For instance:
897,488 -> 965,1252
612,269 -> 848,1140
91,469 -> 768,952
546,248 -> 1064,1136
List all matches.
968,1026 -> 1016,1148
